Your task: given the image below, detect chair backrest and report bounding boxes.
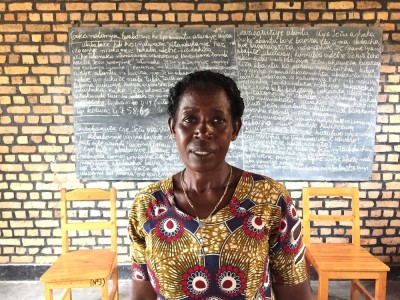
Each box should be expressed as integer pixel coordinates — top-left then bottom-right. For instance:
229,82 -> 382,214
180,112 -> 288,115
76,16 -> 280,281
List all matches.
302,187 -> 360,247
60,188 -> 117,253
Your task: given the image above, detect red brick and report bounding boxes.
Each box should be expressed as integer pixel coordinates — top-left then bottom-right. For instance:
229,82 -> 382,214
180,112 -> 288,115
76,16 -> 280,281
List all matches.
171,3 -> 195,10
49,126 -> 74,135
249,2 -> 273,10
304,1 -> 327,9
0,24 -> 23,32
31,66 -> 57,75
14,44 -> 40,54
8,2 -> 32,11
276,2 -> 301,9
7,106 -> 31,114
33,106 -> 58,114
66,3 -> 89,10
231,13 -> 243,21
0,76 -> 9,84
42,13 -> 54,22
47,86 -> 71,94
191,13 -> 203,22
0,164 -> 23,172
24,164 -> 49,172
25,24 -> 51,32
328,1 -> 354,10
145,3 -> 170,11
11,146 -> 36,153
4,66 -> 29,75
36,3 -> 60,11
245,13 -> 257,21
198,3 -> 221,11
29,13 -> 40,22
53,24 -> 69,33
119,3 -> 142,11
205,14 -> 216,22
21,126 -> 47,134
0,86 -> 17,94
224,3 -> 246,11
38,145 -> 62,153
388,2 -> 400,9
1,126 -> 18,134
18,86 -> 44,94
40,45 -> 66,53
357,1 -> 382,9
91,2 -> 116,10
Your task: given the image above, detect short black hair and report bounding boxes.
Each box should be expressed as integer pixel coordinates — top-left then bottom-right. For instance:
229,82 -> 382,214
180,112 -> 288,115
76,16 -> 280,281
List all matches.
167,70 -> 245,120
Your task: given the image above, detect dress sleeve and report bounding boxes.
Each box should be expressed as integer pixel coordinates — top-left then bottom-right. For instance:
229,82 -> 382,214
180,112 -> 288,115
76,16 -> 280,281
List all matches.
268,189 -> 307,286
128,192 -> 150,281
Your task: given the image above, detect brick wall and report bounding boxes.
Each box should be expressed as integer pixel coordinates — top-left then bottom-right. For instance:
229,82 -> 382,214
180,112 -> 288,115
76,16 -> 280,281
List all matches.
0,0 -> 399,272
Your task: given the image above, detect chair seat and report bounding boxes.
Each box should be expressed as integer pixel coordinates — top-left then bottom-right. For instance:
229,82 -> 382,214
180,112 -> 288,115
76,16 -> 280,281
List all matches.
40,249 -> 117,283
307,243 -> 390,273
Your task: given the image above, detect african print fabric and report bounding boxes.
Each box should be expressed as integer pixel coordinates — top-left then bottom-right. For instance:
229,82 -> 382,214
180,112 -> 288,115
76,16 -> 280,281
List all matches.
128,172 -> 307,299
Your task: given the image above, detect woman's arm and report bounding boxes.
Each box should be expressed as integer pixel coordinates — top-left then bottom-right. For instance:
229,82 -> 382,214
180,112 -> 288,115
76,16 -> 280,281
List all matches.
273,280 -> 312,300
130,279 -> 157,300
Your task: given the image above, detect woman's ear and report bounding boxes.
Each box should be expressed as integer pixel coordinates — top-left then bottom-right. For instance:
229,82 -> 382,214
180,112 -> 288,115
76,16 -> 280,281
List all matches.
168,117 -> 176,139
231,119 -> 242,141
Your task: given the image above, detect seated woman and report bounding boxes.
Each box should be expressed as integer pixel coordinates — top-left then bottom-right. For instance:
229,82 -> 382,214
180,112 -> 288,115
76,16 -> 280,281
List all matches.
128,70 -> 311,300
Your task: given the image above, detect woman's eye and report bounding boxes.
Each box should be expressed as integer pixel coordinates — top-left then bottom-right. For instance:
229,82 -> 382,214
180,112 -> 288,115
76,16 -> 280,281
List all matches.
213,117 -> 225,123
182,117 -> 195,123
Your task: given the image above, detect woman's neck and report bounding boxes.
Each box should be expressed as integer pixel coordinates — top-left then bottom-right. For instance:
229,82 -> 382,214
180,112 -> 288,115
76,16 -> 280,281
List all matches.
182,163 -> 231,194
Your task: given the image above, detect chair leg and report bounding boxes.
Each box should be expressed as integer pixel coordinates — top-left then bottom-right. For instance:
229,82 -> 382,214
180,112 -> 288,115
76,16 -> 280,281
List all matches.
101,278 -> 109,300
351,280 -> 360,300
62,288 -> 72,300
318,273 -> 329,300
375,272 -> 387,300
113,266 -> 119,300
44,285 -> 53,300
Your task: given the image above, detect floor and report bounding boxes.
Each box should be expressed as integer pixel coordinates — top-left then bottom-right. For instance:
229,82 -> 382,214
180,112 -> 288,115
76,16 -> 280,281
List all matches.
0,280 -> 399,299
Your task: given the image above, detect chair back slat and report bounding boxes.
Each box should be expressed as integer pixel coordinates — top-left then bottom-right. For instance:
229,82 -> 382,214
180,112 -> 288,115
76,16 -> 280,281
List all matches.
302,187 -> 360,246
60,187 -> 117,253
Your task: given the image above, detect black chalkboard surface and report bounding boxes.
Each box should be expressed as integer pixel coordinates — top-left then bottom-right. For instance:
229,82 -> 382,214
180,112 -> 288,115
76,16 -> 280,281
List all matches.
69,27 -> 382,180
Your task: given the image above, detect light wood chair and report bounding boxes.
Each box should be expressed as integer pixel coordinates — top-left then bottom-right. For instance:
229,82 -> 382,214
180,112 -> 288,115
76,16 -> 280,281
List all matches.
40,188 -> 119,300
302,187 -> 389,300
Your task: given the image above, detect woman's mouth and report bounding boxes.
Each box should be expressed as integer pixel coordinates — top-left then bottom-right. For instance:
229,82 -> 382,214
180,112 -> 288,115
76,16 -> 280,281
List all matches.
192,150 -> 212,157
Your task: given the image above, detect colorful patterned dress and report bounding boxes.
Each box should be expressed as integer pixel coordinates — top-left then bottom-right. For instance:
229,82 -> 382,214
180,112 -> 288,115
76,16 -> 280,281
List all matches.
128,171 -> 307,299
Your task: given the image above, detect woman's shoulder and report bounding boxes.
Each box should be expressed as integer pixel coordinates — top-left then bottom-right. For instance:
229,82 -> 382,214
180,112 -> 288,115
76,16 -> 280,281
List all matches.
132,176 -> 173,207
243,170 -> 290,201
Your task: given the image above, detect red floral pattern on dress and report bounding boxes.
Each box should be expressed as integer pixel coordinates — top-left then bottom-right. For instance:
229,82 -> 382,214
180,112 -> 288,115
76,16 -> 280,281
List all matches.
132,263 -> 148,281
174,206 -> 192,220
216,265 -> 247,297
277,216 -> 288,242
155,217 -> 184,242
182,265 -> 211,298
229,197 -> 247,217
147,201 -> 168,219
148,266 -> 160,292
287,199 -> 299,220
243,214 -> 267,240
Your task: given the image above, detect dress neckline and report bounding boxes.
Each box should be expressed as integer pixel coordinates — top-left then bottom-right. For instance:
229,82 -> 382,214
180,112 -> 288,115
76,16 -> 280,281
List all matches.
168,170 -> 254,223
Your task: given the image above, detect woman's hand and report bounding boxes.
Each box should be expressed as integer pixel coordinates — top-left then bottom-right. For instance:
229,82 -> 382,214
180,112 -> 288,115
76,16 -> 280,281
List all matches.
273,280 -> 312,300
130,279 -> 157,300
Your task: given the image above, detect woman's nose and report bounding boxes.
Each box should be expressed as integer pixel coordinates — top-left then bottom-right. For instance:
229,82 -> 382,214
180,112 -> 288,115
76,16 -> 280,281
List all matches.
194,122 -> 213,139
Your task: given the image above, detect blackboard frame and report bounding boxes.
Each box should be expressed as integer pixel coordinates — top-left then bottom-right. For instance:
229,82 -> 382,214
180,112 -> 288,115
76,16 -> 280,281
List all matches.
69,26 -> 382,181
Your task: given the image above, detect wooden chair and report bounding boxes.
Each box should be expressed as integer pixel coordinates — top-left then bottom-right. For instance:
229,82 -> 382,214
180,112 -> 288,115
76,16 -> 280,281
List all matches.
302,187 -> 389,300
40,188 -> 119,300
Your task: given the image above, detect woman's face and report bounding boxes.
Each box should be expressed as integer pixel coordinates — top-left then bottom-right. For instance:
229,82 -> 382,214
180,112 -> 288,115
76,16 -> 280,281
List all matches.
168,85 -> 241,173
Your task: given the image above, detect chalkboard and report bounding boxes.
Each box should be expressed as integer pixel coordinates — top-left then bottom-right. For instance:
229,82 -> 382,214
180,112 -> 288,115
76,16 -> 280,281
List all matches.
69,27 -> 382,181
